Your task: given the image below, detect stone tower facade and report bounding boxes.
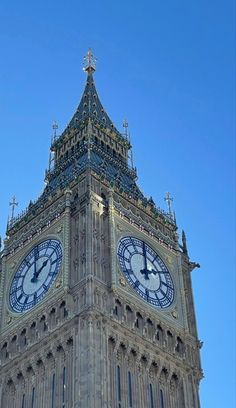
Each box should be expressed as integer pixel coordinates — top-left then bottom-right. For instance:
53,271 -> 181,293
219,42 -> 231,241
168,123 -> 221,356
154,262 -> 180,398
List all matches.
0,50 -> 202,407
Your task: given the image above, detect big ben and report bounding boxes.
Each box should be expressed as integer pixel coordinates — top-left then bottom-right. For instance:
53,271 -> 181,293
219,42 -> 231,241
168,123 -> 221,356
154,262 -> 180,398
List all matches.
0,50 -> 202,407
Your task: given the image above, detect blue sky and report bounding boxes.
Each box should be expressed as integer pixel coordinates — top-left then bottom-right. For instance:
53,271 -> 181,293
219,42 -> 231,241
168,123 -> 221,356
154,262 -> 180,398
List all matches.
0,1 -> 235,406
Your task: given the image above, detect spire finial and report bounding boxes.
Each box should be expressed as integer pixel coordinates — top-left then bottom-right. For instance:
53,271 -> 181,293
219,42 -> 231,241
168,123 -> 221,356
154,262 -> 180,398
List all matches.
123,119 -> 134,170
164,192 -> 173,216
83,48 -> 96,74
9,196 -> 18,220
123,119 -> 129,140
52,121 -> 58,142
182,230 -> 188,255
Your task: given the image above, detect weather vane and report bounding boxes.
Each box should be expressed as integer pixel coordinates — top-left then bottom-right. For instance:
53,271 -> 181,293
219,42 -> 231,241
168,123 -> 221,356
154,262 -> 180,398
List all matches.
83,48 -> 97,73
164,192 -> 173,215
9,196 -> 18,220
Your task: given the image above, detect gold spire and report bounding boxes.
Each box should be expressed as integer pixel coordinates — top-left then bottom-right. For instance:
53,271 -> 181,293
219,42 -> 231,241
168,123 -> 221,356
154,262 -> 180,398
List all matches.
83,48 -> 96,74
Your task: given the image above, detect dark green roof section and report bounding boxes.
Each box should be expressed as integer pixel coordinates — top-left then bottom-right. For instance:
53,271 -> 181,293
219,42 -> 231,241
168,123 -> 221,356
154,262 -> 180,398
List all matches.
62,72 -> 120,136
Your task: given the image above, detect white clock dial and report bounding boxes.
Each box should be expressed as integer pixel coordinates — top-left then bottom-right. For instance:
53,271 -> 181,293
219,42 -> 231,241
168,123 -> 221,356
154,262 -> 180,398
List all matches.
117,236 -> 174,308
9,239 -> 63,313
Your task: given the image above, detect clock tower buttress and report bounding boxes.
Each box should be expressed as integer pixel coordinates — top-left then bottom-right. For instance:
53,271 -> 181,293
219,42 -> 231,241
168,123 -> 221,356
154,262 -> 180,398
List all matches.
0,50 -> 203,408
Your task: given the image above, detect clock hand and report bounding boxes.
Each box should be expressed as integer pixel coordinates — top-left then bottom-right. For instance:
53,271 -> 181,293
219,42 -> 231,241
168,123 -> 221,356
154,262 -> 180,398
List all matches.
36,259 -> 49,277
140,267 -> 158,280
140,242 -> 150,280
140,243 -> 158,280
31,259 -> 49,282
143,241 -> 148,270
34,247 -> 38,276
140,269 -> 149,280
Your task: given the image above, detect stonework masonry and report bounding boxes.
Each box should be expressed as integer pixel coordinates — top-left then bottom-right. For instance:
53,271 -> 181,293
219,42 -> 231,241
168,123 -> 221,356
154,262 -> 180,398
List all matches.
0,51 -> 203,407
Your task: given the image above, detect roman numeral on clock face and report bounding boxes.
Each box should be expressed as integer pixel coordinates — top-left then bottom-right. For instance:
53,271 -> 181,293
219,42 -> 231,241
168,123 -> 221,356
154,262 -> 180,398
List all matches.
117,236 -> 175,309
17,293 -> 24,302
34,246 -> 39,260
134,280 -> 140,288
11,285 -> 23,295
8,240 -> 62,313
161,281 -> 172,290
24,296 -> 29,304
24,259 -> 31,268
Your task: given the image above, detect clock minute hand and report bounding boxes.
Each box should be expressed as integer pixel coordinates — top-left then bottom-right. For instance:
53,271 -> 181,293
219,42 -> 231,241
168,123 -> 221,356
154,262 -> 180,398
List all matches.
36,259 -> 49,277
143,242 -> 148,270
31,259 -> 49,282
140,242 -> 150,280
34,247 -> 38,276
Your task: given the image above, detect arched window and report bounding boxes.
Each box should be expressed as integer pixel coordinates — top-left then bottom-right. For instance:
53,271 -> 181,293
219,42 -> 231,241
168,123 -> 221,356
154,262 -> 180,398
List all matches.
126,305 -> 133,326
156,324 -> 163,343
60,301 -> 68,318
51,373 -> 55,408
117,365 -> 121,404
128,371 -> 132,407
20,329 -> 27,346
135,312 -> 143,330
149,384 -> 154,408
176,336 -> 184,355
160,389 -> 164,408
114,299 -> 122,317
31,387 -> 35,408
62,367 -> 66,407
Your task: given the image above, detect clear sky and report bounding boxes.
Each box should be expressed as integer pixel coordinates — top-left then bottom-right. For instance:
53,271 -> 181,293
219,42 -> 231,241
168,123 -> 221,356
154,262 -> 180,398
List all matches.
0,1 -> 235,406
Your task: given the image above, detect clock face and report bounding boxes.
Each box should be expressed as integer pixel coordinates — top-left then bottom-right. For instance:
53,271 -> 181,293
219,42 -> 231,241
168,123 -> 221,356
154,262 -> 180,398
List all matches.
9,239 -> 63,313
117,236 -> 174,309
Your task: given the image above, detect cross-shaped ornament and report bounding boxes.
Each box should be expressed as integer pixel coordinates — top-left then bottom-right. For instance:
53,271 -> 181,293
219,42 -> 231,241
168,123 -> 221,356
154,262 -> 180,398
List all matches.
52,121 -> 58,140
123,119 -> 129,138
83,48 -> 97,73
9,196 -> 18,220
164,192 -> 173,215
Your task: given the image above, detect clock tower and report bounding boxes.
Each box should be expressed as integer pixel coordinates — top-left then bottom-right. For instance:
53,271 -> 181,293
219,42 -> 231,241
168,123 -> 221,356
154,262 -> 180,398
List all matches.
0,50 -> 203,407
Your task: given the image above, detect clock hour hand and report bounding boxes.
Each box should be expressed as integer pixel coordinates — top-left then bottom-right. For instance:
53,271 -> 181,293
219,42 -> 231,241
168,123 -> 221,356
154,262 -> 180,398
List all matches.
31,259 -> 49,282
140,267 -> 157,280
140,268 -> 150,280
